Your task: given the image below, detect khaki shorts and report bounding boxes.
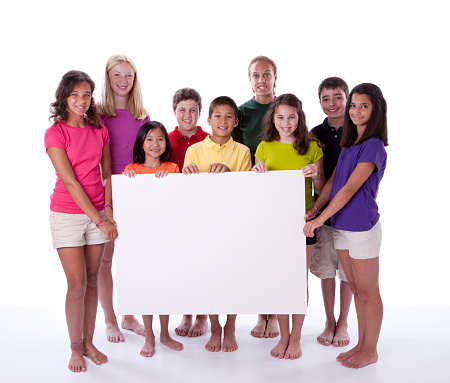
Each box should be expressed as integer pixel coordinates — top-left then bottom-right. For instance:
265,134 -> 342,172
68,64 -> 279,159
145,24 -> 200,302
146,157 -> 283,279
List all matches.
49,210 -> 108,249
333,220 -> 382,260
310,225 -> 347,281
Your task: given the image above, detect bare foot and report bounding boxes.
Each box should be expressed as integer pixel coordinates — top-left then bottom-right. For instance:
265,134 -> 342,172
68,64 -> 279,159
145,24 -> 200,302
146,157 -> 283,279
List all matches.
333,322 -> 350,347
188,316 -> 208,337
336,344 -> 361,362
175,315 -> 192,337
270,336 -> 289,359
251,315 -> 267,338
140,336 -> 156,357
222,326 -> 238,352
121,315 -> 146,337
317,321 -> 336,346
160,333 -> 183,351
341,349 -> 378,368
284,337 -> 302,360
205,327 -> 222,352
68,343 -> 86,373
83,343 -> 108,365
264,316 -> 280,338
106,322 -> 125,343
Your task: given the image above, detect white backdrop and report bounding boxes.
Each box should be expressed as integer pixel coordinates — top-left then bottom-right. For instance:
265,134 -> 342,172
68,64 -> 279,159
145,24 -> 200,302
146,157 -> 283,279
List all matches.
0,0 -> 448,308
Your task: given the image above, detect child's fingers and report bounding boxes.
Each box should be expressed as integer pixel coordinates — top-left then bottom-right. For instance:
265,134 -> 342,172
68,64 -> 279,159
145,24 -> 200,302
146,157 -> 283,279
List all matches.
182,164 -> 199,174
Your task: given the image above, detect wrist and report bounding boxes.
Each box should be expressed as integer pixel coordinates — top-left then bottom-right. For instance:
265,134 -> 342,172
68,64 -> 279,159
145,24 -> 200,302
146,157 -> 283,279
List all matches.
96,217 -> 104,227
105,204 -> 113,210
313,172 -> 321,181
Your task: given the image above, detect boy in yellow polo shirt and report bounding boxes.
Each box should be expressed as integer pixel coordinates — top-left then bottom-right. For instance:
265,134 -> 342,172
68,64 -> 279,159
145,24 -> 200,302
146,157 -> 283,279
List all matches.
183,96 -> 251,174
182,96 -> 251,352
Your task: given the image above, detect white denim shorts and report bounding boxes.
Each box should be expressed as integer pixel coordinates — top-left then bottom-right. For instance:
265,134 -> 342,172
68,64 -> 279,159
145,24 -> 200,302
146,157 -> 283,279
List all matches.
333,220 -> 382,260
310,225 -> 347,281
49,210 -> 108,249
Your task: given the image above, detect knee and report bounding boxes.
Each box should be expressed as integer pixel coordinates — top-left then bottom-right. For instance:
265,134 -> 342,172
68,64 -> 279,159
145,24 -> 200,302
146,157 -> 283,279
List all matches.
86,273 -> 99,289
100,254 -> 113,270
355,287 -> 380,302
67,282 -> 87,300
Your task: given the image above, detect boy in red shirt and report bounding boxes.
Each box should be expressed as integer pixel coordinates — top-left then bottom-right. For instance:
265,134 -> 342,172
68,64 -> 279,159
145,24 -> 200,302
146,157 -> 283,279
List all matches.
168,88 -> 210,338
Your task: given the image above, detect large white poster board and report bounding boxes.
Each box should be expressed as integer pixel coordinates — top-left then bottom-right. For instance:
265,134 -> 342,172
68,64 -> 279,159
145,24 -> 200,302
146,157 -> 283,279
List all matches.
113,170 -> 307,315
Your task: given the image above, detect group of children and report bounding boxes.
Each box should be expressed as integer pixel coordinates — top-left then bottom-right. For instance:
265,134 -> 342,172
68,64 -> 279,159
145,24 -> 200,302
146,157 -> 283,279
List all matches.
45,54 -> 388,373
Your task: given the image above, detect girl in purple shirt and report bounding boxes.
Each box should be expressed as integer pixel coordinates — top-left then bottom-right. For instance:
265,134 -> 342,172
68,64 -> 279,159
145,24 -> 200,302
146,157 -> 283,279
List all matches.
97,54 -> 150,343
304,83 -> 388,369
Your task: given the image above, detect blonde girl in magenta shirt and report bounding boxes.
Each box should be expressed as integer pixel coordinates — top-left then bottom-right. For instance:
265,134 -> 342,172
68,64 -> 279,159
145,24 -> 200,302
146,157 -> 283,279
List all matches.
97,54 -> 150,342
123,121 -> 181,357
45,71 -> 118,373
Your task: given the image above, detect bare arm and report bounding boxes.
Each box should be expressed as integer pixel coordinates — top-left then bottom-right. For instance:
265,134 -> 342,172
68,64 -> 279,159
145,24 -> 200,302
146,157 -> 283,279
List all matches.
47,146 -> 117,239
302,157 -> 325,194
303,162 -> 376,236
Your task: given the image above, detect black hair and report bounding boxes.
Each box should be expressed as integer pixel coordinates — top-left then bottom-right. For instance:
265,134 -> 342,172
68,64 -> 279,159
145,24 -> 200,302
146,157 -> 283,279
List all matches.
208,96 -> 238,119
132,121 -> 172,164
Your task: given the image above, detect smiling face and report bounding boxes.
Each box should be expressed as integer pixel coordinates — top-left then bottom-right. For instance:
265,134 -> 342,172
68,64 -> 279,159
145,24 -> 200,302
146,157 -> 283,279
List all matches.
273,104 -> 299,144
249,60 -> 276,103
349,93 -> 373,130
320,87 -> 347,124
174,99 -> 200,136
208,104 -> 238,144
142,128 -> 166,161
66,81 -> 92,122
108,61 -> 135,101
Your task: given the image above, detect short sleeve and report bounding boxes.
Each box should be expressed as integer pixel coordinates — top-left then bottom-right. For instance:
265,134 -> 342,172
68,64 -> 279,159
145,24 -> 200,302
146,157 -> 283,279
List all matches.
254,142 -> 265,163
238,147 -> 252,171
310,141 -> 323,163
184,146 -> 195,168
358,139 -> 386,173
101,125 -> 110,147
44,124 -> 65,151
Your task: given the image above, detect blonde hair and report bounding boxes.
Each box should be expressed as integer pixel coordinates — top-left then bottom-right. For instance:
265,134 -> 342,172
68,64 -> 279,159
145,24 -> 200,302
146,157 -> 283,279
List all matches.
98,54 -> 148,120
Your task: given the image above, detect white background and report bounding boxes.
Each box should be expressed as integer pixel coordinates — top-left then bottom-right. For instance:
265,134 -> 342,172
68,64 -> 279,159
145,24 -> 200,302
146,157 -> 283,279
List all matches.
0,0 -> 448,310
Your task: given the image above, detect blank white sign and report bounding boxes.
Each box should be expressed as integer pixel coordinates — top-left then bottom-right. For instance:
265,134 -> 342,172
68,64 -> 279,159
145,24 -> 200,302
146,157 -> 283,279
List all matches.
113,170 -> 307,315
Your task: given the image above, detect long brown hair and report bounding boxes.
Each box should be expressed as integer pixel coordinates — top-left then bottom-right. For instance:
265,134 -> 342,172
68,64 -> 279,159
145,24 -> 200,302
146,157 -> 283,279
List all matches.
260,93 -> 316,155
49,70 -> 102,129
341,83 -> 388,148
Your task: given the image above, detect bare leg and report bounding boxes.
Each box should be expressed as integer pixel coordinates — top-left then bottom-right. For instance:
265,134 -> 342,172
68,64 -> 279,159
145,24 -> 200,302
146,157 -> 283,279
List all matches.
341,257 -> 382,368
205,315 -> 222,352
223,315 -> 238,352
188,315 -> 208,337
175,315 -> 192,336
270,314 -> 290,359
121,315 -> 146,336
264,314 -> 280,338
284,314 -> 304,359
160,315 -> 183,351
58,244 -> 107,372
58,247 -> 87,372
82,244 -> 108,365
333,280 -> 352,347
98,241 -> 124,342
251,314 -> 267,338
317,277 -> 336,346
140,315 -> 155,357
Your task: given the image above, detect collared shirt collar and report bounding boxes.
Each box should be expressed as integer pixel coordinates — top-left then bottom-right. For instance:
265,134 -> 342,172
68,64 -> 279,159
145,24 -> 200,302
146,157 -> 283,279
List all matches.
172,126 -> 203,142
204,135 -> 236,150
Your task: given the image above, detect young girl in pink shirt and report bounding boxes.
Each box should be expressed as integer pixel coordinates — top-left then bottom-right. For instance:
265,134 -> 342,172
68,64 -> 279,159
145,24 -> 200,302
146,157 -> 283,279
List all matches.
45,71 -> 118,373
97,54 -> 150,342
